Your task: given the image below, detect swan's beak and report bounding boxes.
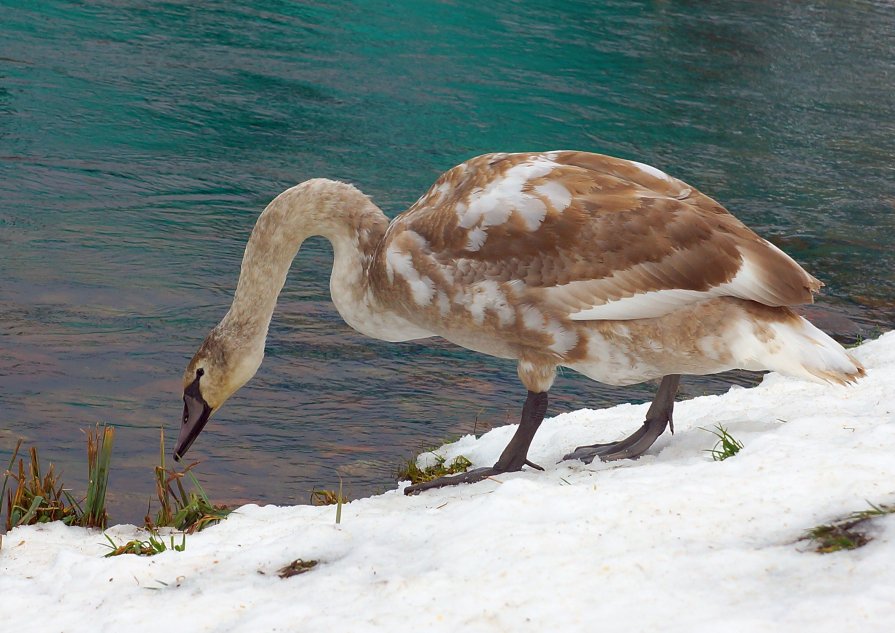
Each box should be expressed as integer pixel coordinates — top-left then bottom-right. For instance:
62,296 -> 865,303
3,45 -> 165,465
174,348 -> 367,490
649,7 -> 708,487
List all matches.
174,381 -> 212,462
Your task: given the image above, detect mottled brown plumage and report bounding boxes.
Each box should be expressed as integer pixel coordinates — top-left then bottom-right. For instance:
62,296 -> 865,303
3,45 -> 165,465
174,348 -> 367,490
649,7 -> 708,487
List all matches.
386,152 -> 818,312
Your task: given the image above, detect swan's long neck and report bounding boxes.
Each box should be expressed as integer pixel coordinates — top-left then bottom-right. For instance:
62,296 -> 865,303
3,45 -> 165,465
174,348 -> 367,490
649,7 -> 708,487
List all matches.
222,179 -> 389,347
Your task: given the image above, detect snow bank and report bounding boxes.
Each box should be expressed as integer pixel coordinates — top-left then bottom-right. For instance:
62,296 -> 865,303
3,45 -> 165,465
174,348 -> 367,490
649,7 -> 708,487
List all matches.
2,333 -> 894,632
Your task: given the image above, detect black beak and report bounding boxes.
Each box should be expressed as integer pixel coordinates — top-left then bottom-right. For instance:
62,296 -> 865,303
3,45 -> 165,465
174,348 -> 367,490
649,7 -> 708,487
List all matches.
174,376 -> 212,462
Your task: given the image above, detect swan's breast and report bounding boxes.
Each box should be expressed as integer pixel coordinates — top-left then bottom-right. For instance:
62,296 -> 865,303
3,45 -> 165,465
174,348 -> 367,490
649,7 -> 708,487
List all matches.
329,230 -> 435,343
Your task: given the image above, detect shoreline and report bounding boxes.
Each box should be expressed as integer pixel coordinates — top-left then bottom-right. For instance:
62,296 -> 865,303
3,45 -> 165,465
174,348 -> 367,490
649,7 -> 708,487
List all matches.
2,332 -> 893,631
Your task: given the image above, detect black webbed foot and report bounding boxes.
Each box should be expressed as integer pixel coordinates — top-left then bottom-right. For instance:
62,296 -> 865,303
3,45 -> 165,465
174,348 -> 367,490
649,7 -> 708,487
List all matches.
404,466 -> 508,495
403,391 -> 548,496
563,375 -> 681,465
563,416 -> 669,463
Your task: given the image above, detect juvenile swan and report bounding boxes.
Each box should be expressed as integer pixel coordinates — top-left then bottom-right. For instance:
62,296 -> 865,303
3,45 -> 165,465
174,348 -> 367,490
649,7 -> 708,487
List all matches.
175,151 -> 864,494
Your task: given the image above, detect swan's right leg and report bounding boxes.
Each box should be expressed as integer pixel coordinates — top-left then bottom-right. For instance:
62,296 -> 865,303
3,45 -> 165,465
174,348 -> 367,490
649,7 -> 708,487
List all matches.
564,374 -> 680,463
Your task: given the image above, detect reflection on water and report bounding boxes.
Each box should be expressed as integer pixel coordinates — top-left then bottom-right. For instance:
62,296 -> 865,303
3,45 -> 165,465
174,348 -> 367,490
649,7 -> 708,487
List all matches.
1,0 -> 893,523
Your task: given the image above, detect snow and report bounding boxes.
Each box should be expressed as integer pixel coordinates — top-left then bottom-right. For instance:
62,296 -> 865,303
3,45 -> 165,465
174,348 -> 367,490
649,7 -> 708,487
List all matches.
2,332 -> 895,633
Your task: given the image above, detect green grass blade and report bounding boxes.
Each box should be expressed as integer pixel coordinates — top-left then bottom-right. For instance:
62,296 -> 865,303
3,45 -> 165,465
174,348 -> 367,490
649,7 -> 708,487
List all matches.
16,495 -> 45,527
335,478 -> 343,525
158,427 -> 165,472
186,471 -> 211,505
83,425 -> 115,528
701,424 -> 744,461
1,439 -> 24,521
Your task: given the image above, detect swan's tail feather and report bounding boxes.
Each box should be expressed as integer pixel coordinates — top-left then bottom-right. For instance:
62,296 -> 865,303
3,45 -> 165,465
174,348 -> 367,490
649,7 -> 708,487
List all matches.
780,318 -> 865,385
733,305 -> 865,385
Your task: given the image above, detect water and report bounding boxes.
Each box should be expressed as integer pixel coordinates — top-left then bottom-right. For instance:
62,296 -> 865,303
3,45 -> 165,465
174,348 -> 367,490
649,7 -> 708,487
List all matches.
2,0 -> 893,523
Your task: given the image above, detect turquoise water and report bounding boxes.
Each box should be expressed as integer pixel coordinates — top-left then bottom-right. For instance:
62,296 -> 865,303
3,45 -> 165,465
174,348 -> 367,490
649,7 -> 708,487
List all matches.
2,0 -> 894,522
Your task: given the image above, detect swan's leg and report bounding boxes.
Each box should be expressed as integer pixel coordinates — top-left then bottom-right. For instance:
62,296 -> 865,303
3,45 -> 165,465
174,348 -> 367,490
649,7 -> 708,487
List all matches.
564,374 -> 681,464
403,391 -> 548,495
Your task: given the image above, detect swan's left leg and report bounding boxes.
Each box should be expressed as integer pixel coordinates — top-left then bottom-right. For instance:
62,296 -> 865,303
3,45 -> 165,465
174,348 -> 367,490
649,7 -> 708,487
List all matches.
403,390 -> 548,495
563,374 -> 680,464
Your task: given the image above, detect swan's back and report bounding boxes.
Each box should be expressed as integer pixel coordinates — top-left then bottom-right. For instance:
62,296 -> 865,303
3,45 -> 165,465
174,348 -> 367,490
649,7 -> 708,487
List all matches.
376,151 -> 820,324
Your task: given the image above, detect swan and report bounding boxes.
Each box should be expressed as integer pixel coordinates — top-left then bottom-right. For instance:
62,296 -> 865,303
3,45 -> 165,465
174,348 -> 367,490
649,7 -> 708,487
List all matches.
173,151 -> 864,494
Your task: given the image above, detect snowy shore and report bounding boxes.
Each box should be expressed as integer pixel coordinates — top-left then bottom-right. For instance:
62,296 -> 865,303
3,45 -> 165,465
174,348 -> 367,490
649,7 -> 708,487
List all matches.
2,332 -> 894,633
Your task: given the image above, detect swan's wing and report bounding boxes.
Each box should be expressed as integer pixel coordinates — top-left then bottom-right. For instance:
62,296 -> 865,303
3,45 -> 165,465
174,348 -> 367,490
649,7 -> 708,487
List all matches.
386,151 -> 820,321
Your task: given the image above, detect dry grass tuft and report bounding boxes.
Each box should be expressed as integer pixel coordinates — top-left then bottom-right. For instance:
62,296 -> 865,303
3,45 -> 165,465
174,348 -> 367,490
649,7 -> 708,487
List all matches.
396,453 -> 472,485
278,559 -> 319,578
803,502 -> 895,553
3,440 -> 81,531
145,429 -> 231,533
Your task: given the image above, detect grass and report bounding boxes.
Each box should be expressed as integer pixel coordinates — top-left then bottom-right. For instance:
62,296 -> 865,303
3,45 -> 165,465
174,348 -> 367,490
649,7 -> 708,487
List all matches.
2,425 -> 115,532
2,426 -> 230,556
311,477 -> 346,524
803,502 -> 895,553
145,429 -> 231,533
396,452 -> 473,485
103,430 -> 231,557
701,424 -> 744,461
0,440 -> 22,522
847,326 -> 883,348
2,440 -> 81,531
83,425 -> 115,529
103,530 -> 187,558
310,486 -> 348,507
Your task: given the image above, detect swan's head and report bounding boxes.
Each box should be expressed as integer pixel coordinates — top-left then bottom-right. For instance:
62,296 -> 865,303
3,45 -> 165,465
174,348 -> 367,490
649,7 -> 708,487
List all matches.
174,325 -> 264,461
